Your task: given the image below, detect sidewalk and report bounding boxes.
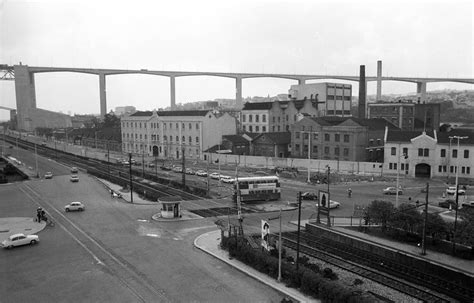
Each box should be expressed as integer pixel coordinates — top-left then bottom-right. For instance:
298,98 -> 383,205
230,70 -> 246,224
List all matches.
194,230 -> 319,303
95,178 -> 158,205
0,217 -> 46,242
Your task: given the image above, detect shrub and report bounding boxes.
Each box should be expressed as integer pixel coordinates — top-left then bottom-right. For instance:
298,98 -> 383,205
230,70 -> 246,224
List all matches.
353,278 -> 364,286
323,267 -> 338,280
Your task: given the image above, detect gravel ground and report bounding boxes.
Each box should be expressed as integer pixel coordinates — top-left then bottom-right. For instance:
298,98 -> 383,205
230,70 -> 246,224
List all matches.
284,248 -> 422,303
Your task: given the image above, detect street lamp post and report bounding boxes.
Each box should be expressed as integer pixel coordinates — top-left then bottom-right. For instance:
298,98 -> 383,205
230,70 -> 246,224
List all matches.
34,142 -> 39,178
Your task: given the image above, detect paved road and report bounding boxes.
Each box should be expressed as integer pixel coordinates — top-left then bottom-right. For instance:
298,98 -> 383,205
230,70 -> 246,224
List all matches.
1,148 -> 286,302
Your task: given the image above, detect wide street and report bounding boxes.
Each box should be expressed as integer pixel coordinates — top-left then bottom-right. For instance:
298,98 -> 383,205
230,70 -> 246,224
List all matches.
0,144 -> 284,302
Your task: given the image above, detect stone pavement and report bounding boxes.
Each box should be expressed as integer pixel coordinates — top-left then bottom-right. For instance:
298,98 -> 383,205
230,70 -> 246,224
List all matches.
194,229 -> 319,303
0,217 -> 46,242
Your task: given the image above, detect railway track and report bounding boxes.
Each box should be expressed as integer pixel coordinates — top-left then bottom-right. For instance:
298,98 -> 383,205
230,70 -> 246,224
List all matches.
282,231 -> 474,302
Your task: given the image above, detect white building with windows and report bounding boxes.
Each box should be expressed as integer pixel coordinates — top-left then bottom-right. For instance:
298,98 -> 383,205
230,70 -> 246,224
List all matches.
121,110 -> 237,159
384,129 -> 473,180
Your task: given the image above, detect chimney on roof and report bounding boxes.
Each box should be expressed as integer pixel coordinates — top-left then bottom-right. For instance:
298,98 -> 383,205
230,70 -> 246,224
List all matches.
358,65 -> 366,119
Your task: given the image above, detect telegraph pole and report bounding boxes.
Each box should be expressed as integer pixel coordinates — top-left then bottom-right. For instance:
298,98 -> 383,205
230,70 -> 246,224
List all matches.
296,191 -> 302,273
129,153 -> 133,203
181,147 -> 185,187
452,184 -> 460,255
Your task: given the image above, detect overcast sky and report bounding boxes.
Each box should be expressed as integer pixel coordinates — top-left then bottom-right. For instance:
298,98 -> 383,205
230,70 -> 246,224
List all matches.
0,0 -> 473,120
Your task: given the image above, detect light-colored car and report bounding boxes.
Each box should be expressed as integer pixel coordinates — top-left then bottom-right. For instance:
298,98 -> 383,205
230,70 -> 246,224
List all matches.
70,167 -> 78,174
185,168 -> 195,175
383,187 -> 403,195
44,172 -> 53,179
315,200 -> 341,209
70,174 -> 79,182
65,201 -> 85,212
210,172 -> 221,180
196,170 -> 207,177
173,166 -> 183,173
2,233 -> 39,249
446,186 -> 466,195
221,176 -> 235,183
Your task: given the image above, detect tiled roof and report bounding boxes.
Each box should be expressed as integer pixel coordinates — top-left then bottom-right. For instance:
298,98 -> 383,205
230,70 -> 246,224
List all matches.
386,130 -> 435,142
242,102 -> 274,110
437,130 -> 474,144
129,111 -> 153,117
254,132 -> 291,144
223,135 -> 249,144
157,110 -> 210,116
309,116 -> 347,126
351,118 -> 399,130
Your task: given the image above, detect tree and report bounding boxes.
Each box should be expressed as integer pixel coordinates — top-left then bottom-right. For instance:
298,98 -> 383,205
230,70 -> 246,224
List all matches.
424,213 -> 448,244
390,203 -> 423,234
365,200 -> 395,231
102,113 -> 121,128
453,208 -> 474,247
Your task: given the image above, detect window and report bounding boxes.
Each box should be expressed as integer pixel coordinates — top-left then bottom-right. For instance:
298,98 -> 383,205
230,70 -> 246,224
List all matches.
324,134 -> 330,142
324,146 -> 329,154
262,115 -> 266,122
277,126 -> 280,131
249,126 -> 253,132
394,163 -> 397,170
369,139 -> 374,146
277,117 -> 281,123
189,136 -> 192,143
196,137 -> 199,143
392,147 -> 397,156
453,149 -> 457,158
242,125 -> 246,131
389,163 -> 393,169
169,123 -> 172,129
377,139 -> 381,145
295,144 -> 300,151
418,148 -> 423,156
286,115 -> 288,121
196,123 -> 199,130
256,115 -> 259,122
468,167 -> 471,174
344,134 -> 349,143
262,126 -> 266,132
343,148 -> 349,156
249,115 -> 253,122
295,132 -> 300,139
182,123 -> 185,129
462,167 -> 466,174
242,115 -> 246,122
169,136 -> 172,142
176,136 -> 179,142
313,146 -> 318,154
334,147 -> 340,156
440,149 -> 446,157
313,133 -> 318,140
464,150 -> 469,158
256,126 -> 259,132
423,148 -> 429,157
182,136 -> 185,143
304,133 -> 308,140
402,148 -> 408,157
139,123 -> 142,128
272,117 -> 275,123
335,134 -> 340,142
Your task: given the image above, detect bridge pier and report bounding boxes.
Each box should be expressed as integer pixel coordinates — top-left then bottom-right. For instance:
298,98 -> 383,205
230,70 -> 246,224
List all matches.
298,79 -> 306,85
376,60 -> 382,101
170,76 -> 176,109
417,82 -> 427,103
14,65 -> 37,131
99,73 -> 107,117
235,77 -> 242,109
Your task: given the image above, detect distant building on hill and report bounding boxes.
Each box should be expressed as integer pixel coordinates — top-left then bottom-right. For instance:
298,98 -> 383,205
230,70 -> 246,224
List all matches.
114,106 -> 136,116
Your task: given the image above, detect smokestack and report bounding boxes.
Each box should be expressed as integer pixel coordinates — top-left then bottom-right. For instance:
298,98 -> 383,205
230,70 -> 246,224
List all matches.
376,60 -> 382,101
358,65 -> 366,119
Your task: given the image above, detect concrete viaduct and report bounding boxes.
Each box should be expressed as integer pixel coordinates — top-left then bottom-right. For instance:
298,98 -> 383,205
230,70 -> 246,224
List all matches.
1,62 -> 473,131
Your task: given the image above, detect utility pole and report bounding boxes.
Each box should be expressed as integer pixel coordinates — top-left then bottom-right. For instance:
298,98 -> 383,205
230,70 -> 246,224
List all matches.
107,141 -> 110,177
421,182 -> 428,255
396,143 -> 401,208
142,150 -> 145,178
129,153 -> 133,203
34,142 -> 39,178
268,208 -> 282,282
452,184 -> 460,255
181,147 -> 185,187
296,191 -> 302,273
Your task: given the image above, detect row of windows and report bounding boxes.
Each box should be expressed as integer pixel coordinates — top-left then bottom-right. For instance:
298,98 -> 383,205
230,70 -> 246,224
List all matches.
388,163 -> 409,170
123,143 -> 200,156
122,121 -> 200,130
294,144 -> 350,157
390,147 -> 471,159
438,166 -> 471,174
326,95 -> 351,101
242,114 -> 267,123
295,132 -> 351,143
123,134 -> 200,144
440,148 -> 469,158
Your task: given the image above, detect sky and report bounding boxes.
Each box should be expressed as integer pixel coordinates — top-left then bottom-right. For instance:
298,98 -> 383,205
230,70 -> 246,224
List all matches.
0,0 -> 473,121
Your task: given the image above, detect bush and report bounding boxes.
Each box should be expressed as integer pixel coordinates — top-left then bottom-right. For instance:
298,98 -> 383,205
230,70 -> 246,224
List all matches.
323,267 -> 339,280
353,278 -> 364,286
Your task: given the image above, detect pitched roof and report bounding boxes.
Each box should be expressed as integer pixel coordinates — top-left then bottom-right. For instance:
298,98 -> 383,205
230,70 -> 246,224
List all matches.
309,116 -> 347,126
129,111 -> 153,117
386,130 -> 435,142
351,118 -> 399,130
156,110 -> 210,117
242,102 -> 274,110
254,132 -> 291,144
223,135 -> 249,144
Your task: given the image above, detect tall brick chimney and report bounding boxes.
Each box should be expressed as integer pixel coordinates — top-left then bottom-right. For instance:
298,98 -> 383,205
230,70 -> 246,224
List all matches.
358,65 -> 366,119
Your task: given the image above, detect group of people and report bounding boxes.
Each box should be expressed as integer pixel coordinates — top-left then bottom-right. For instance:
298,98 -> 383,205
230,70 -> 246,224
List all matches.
36,207 -> 47,222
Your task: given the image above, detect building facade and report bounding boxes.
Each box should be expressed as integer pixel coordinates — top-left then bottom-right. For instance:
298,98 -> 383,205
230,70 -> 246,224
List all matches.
121,110 -> 237,159
251,132 -> 291,158
290,117 -> 398,162
368,101 -> 440,131
288,82 -> 352,117
384,129 -> 473,180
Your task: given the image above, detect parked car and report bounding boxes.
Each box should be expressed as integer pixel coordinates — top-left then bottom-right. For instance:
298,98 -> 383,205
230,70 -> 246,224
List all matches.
173,166 -> 183,173
196,170 -> 207,177
160,165 -> 172,171
70,167 -> 78,174
185,168 -> 195,175
315,200 -> 340,209
221,176 -> 234,183
446,186 -> 466,195
210,172 -> 221,180
65,201 -> 85,212
44,172 -> 53,179
2,233 -> 39,249
383,187 -> 403,195
461,201 -> 474,208
148,163 -> 155,168
301,192 -> 318,200
70,174 -> 79,182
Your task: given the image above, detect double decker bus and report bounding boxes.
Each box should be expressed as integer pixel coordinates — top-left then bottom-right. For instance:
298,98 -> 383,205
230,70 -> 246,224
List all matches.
234,176 -> 281,202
